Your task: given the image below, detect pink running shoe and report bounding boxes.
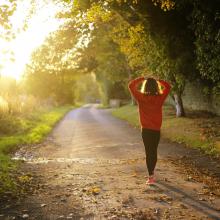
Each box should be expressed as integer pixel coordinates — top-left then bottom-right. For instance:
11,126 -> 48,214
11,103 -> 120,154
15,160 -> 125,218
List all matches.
146,176 -> 156,185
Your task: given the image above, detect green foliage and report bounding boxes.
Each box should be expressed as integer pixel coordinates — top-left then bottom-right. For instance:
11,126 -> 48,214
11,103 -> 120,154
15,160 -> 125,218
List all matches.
163,0 -> 220,93
25,21 -> 79,104
0,0 -> 17,31
70,0 -> 219,103
0,77 -> 41,117
73,0 -> 91,11
0,154 -> 18,194
108,0 -> 196,108
86,3 -> 113,23
0,0 -> 35,44
0,115 -> 26,135
74,73 -> 101,104
0,106 -> 73,154
75,11 -> 130,104
111,104 -> 139,127
189,0 -> 220,86
152,0 -> 175,11
58,0 -> 192,111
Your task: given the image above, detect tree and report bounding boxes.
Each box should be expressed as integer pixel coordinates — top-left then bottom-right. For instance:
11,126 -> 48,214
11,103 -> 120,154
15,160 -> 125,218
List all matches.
188,0 -> 220,93
60,0 -> 219,115
74,12 -> 130,105
105,0 -> 196,116
25,21 -> 79,104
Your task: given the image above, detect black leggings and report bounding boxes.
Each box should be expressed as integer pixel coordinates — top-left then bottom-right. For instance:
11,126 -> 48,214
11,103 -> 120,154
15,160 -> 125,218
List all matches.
141,128 -> 160,176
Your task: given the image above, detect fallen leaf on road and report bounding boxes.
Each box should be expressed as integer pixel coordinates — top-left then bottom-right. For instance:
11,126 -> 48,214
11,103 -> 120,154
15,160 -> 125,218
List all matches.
18,175 -> 33,183
91,187 -> 101,195
83,186 -> 101,195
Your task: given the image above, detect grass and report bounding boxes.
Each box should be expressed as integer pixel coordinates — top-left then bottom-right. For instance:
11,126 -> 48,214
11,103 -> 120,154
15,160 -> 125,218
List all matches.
112,104 -> 220,156
0,105 -> 74,194
0,106 -> 74,153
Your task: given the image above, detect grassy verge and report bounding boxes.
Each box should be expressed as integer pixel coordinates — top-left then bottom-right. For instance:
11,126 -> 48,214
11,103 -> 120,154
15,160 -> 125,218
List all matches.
112,104 -> 220,156
0,105 -> 74,194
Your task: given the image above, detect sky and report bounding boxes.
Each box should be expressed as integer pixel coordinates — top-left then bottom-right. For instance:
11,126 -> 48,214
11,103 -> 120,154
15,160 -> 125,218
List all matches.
0,0 -> 66,80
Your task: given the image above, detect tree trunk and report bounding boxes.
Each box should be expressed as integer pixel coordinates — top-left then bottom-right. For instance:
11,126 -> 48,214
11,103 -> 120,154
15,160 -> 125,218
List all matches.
174,93 -> 185,117
130,96 -> 136,105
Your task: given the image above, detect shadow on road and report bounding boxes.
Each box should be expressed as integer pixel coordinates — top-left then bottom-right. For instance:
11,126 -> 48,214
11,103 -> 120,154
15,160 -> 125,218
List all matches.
156,181 -> 220,220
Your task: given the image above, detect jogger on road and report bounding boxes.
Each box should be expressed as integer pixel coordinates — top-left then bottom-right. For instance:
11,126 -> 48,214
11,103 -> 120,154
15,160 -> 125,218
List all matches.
128,77 -> 171,185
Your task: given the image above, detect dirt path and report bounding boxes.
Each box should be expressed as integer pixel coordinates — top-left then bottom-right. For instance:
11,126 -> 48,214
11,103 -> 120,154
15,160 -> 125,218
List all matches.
1,105 -> 220,220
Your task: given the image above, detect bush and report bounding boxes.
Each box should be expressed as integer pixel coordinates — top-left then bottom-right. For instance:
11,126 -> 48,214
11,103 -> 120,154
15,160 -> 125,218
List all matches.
0,115 -> 22,135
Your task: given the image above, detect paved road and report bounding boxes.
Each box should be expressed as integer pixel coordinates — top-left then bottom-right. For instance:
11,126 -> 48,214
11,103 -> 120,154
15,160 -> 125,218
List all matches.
51,104 -> 143,159
2,105 -> 220,220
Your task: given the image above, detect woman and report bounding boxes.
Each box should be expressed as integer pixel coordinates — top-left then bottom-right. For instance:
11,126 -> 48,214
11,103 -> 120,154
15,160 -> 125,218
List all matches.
128,76 -> 171,185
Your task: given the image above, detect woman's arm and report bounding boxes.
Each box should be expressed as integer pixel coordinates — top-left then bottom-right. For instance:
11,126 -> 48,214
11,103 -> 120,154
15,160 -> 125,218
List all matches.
128,77 -> 145,100
158,80 -> 171,99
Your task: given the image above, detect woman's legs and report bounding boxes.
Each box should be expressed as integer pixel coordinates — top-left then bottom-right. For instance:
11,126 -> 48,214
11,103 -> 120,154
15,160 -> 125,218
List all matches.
141,128 -> 160,176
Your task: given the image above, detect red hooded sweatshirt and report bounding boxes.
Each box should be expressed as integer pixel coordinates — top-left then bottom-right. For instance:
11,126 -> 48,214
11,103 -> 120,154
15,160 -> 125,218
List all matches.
128,77 -> 171,131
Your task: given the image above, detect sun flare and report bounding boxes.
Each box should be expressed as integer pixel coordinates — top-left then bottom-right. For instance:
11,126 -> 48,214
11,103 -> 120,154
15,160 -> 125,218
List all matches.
0,0 -> 64,80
